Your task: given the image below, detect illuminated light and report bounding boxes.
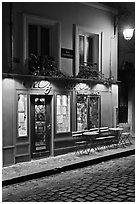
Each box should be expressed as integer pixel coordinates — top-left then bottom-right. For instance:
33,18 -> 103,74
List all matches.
75,83 -> 90,94
123,28 -> 134,40
75,83 -> 100,95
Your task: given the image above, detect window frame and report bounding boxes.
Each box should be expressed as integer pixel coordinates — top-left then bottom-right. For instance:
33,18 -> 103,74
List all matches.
16,91 -> 29,138
28,24 -> 50,57
79,33 -> 99,66
55,92 -> 72,134
73,24 -> 103,76
76,94 -> 100,131
23,14 -> 61,69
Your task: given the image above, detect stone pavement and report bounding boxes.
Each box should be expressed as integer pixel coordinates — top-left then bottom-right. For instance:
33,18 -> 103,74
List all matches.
2,137 -> 135,186
2,155 -> 135,202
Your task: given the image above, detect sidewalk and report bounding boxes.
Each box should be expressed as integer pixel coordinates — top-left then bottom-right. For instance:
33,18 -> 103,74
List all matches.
2,138 -> 135,186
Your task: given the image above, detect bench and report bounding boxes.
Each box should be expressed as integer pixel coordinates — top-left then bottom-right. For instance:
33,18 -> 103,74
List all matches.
72,127 -> 119,155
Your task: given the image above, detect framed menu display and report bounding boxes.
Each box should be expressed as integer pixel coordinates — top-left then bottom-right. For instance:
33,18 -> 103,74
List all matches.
18,94 -> 27,137
56,94 -> 70,133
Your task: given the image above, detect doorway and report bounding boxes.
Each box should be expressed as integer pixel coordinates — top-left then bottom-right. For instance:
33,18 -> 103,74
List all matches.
30,95 -> 52,158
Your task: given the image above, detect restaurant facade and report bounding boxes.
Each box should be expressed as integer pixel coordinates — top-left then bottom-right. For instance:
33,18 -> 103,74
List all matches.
2,2 -> 119,166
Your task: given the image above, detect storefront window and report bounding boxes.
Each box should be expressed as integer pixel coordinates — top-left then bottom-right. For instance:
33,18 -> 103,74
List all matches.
77,95 -> 88,131
77,95 -> 99,131
56,94 -> 70,133
89,96 -> 99,128
18,94 -> 27,137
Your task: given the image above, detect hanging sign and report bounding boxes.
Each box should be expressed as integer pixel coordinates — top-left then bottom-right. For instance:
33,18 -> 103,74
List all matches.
61,48 -> 74,59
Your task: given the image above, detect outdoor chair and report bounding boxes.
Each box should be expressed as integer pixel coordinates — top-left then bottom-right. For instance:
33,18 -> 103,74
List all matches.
117,123 -> 132,146
72,131 -> 89,155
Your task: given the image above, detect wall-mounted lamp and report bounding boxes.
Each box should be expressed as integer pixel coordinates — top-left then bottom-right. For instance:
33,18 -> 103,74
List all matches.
123,28 -> 134,40
113,4 -> 135,41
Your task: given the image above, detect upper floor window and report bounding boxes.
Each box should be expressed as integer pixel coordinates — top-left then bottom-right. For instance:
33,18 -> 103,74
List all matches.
28,24 -> 50,57
73,25 -> 101,76
23,14 -> 61,68
79,33 -> 99,68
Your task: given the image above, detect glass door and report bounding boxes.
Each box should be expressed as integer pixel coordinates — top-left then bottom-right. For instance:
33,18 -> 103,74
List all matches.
35,98 -> 47,151
31,95 -> 51,158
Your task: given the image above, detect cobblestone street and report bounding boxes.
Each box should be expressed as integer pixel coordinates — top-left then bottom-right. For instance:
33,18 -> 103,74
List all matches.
2,155 -> 135,202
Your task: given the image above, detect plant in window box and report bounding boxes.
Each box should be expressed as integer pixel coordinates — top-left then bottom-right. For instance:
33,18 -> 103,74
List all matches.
28,54 -> 67,78
28,53 -> 40,75
76,62 -> 99,79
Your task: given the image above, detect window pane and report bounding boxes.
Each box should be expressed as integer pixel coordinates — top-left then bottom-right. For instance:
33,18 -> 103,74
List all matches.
28,25 -> 38,56
77,95 -> 88,131
79,35 -> 84,63
41,27 -> 50,56
77,95 -> 99,131
35,98 -> 47,150
87,37 -> 93,63
87,35 -> 99,66
89,96 -> 99,129
79,33 -> 99,68
18,94 -> 27,137
56,95 -> 70,133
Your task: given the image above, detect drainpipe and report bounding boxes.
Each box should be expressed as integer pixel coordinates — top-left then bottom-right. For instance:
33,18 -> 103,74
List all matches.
8,2 -> 13,73
109,37 -> 112,79
100,32 -> 103,75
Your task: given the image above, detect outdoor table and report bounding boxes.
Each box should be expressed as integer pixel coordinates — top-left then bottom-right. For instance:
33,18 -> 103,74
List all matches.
109,127 -> 123,146
110,127 -> 132,146
82,131 -> 99,152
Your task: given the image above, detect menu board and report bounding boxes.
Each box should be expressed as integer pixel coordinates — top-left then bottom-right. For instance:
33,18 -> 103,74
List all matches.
56,95 -> 70,133
18,94 -> 27,137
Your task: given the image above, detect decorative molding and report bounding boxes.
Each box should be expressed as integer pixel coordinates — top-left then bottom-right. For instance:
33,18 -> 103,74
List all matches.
33,80 -> 52,94
75,83 -> 100,95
